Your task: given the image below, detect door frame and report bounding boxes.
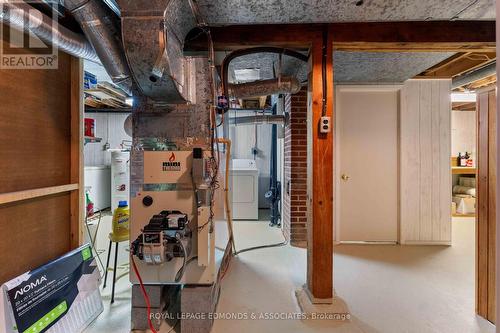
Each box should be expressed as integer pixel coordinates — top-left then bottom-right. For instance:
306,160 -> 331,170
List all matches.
476,86 -> 496,323
334,84 -> 402,244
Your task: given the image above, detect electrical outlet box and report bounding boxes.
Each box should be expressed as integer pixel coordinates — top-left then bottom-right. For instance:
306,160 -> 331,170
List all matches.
320,116 -> 331,133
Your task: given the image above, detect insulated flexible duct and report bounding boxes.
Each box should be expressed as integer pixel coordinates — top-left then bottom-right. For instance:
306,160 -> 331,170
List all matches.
0,1 -> 99,62
452,61 -> 496,90
64,0 -> 133,94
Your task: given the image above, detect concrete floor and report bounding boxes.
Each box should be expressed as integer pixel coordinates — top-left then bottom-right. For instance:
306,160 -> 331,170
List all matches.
84,214 -> 494,333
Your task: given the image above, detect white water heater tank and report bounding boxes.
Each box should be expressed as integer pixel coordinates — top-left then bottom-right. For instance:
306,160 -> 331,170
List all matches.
110,150 -> 130,212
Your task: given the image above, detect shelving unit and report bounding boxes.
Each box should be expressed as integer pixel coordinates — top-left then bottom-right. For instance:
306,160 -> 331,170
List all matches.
451,159 -> 476,217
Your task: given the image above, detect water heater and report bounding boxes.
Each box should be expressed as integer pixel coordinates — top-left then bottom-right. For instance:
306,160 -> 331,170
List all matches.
110,150 -> 130,212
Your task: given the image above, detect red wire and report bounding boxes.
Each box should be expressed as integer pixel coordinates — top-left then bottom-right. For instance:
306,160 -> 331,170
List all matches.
131,255 -> 158,333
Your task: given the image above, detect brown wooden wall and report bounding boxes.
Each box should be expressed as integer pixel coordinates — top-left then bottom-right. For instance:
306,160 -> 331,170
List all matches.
0,36 -> 83,284
477,87 -> 496,323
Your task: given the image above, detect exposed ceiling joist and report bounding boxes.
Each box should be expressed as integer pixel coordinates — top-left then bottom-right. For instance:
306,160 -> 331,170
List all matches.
417,51 -> 496,78
184,21 -> 496,52
454,73 -> 497,91
452,101 -> 476,111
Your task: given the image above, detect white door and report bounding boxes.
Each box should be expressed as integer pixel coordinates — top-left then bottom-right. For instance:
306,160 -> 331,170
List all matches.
336,86 -> 399,242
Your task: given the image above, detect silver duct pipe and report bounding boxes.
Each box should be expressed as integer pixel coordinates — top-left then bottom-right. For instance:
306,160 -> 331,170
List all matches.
229,114 -> 286,126
228,77 -> 301,99
0,1 -> 99,62
64,0 -> 132,94
116,0 -> 197,103
452,61 -> 496,89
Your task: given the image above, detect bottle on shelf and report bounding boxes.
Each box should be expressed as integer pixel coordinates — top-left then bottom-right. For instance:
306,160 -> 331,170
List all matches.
457,152 -> 462,167
461,152 -> 468,167
465,152 -> 473,167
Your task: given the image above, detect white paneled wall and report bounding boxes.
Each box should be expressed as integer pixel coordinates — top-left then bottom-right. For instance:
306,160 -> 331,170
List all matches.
400,79 -> 452,244
84,112 -> 131,166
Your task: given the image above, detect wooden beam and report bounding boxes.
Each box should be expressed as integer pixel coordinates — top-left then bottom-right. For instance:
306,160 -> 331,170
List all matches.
331,21 -> 495,51
452,101 -> 476,111
307,30 -> 334,300
0,184 -> 79,205
185,21 -> 496,52
70,57 -> 84,249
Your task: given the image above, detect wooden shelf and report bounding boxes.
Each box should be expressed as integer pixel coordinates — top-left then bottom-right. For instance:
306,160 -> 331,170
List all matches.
84,136 -> 102,145
85,107 -> 132,113
452,166 -> 476,175
453,213 -> 476,218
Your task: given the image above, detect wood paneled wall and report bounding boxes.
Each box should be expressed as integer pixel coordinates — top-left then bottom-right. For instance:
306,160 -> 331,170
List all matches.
400,79 -> 452,244
476,87 -> 496,323
0,38 -> 83,283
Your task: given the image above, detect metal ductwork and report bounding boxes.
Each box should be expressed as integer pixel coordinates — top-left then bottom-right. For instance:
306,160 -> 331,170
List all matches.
229,114 -> 287,126
452,61 -> 496,89
64,0 -> 133,94
0,1 -> 99,62
115,0 -> 197,103
221,47 -> 309,108
228,77 -> 301,99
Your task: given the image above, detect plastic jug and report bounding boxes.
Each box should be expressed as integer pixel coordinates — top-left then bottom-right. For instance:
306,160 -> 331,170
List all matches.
112,200 -> 130,240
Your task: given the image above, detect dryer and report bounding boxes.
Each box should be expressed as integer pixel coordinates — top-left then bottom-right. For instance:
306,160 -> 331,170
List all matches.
230,159 -> 259,220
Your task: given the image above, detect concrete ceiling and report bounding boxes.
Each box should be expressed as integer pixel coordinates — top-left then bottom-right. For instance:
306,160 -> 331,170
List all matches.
227,51 -> 456,84
228,52 -> 309,84
197,0 -> 494,25
333,51 -> 456,83
201,0 -> 492,84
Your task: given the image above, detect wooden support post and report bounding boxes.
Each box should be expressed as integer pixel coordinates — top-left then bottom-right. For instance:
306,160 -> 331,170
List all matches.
306,30 -> 334,301
70,57 -> 84,249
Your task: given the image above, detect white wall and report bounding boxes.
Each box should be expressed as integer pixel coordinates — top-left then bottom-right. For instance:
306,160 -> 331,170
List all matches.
228,110 -> 277,208
451,110 -> 476,161
400,79 -> 452,244
84,112 -> 131,166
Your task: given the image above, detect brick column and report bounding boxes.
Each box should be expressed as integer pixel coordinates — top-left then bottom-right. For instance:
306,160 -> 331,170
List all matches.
283,87 -> 308,247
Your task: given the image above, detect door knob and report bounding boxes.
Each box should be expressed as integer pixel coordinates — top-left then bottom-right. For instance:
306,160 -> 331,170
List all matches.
341,174 -> 350,181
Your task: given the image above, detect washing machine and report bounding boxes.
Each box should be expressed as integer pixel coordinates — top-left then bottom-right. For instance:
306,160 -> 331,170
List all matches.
230,159 -> 259,220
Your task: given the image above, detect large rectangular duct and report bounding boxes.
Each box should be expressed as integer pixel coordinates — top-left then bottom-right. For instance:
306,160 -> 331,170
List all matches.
115,0 -> 197,103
